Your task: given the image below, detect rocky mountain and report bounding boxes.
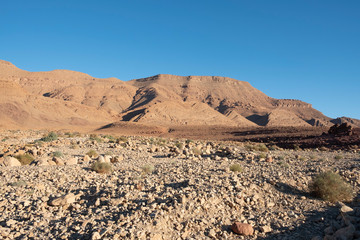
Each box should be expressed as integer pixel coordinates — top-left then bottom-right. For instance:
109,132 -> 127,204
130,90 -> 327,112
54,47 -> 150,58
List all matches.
0,60 -> 358,130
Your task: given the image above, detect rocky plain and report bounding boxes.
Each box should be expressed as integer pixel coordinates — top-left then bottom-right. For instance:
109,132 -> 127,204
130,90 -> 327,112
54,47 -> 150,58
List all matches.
0,130 -> 359,240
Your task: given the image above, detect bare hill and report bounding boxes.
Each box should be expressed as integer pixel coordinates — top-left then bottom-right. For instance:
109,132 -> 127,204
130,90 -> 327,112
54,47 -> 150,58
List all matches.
128,74 -> 332,127
1,60 -> 358,131
0,79 -> 114,130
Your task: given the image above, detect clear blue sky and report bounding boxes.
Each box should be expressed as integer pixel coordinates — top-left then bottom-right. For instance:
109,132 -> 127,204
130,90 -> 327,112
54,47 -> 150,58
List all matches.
1,0 -> 359,119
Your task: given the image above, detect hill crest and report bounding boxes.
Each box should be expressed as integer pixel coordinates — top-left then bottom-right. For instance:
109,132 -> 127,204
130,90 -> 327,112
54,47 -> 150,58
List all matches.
0,60 -> 359,130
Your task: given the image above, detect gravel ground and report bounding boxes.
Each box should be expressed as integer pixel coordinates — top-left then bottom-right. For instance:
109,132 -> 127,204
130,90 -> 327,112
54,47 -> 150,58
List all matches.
0,130 -> 359,240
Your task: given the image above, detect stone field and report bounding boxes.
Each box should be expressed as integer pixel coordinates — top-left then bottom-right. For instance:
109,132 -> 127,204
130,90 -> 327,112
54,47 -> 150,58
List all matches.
0,130 -> 359,240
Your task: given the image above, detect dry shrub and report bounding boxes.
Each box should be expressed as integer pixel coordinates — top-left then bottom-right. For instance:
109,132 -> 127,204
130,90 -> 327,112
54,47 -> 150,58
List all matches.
15,154 -> 34,165
86,149 -> 98,158
229,164 -> 243,172
309,171 -> 353,202
192,147 -> 202,156
91,161 -> 112,174
40,132 -> 58,142
245,143 -> 268,152
334,155 -> 343,160
52,151 -> 63,158
116,136 -> 128,143
141,164 -> 154,175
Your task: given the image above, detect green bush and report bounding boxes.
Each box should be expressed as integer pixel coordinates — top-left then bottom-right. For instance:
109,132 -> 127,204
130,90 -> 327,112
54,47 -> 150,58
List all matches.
91,161 -> 112,174
15,154 -> 34,165
309,171 -> 353,202
229,164 -> 243,172
86,149 -> 98,158
40,132 -> 58,142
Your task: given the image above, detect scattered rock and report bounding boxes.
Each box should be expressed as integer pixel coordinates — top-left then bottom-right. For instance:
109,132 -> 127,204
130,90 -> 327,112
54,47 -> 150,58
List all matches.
266,155 -> 273,163
2,156 -> 21,167
260,225 -> 272,233
48,193 -> 78,206
53,157 -> 65,165
231,222 -> 254,236
83,155 -> 91,162
332,224 -> 355,240
65,157 -> 78,165
338,202 -> 353,213
328,123 -> 353,136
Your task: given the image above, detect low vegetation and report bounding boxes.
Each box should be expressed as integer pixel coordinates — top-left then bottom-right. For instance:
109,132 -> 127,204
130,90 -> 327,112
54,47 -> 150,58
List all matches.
258,153 -> 267,159
293,144 -> 301,151
15,153 -> 34,165
64,132 -> 81,138
245,143 -> 268,152
9,180 -> 27,187
89,134 -> 102,143
192,147 -> 202,156
309,171 -> 353,202
141,164 -> 155,175
91,161 -> 112,174
104,135 -> 116,143
52,151 -> 63,158
334,155 -> 343,160
229,164 -> 243,172
40,132 -> 58,142
277,161 -> 289,168
116,136 -> 128,143
175,142 -> 184,149
149,137 -> 167,146
86,149 -> 98,158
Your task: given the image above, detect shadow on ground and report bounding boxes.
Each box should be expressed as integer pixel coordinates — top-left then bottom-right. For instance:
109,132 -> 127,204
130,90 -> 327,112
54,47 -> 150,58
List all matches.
256,182 -> 350,240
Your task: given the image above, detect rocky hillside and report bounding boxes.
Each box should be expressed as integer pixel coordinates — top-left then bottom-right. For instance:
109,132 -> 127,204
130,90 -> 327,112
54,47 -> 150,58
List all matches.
0,60 -> 358,130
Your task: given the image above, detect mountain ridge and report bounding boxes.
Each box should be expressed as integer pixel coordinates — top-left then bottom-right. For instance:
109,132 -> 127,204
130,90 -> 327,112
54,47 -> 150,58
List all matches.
0,60 -> 358,130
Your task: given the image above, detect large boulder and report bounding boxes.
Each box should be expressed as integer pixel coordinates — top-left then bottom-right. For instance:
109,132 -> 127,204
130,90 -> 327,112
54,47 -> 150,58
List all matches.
2,157 -> 21,167
231,222 -> 254,236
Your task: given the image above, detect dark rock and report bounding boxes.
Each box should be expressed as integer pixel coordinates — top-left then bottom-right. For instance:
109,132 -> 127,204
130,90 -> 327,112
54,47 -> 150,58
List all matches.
328,123 -> 353,136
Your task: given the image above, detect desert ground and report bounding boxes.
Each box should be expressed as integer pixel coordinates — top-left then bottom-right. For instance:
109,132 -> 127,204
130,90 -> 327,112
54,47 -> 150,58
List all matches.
0,129 -> 359,240
1,60 -> 360,239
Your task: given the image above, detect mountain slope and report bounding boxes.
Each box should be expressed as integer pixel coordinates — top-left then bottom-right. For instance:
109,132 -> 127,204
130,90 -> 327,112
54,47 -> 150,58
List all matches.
0,79 -> 114,129
1,60 -> 358,130
128,74 -> 332,127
